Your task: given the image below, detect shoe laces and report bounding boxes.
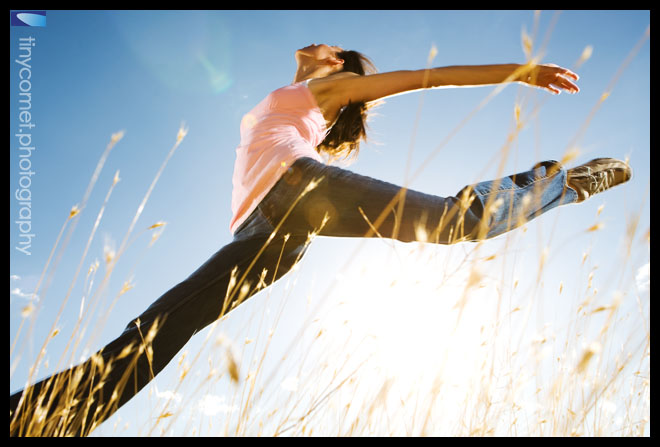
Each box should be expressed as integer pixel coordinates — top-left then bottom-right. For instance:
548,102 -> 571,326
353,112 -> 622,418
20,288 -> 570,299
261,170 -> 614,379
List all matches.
589,169 -> 614,194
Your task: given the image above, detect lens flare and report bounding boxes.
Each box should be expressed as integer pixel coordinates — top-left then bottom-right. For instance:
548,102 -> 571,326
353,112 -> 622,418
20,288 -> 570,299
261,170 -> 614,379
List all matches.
112,11 -> 234,95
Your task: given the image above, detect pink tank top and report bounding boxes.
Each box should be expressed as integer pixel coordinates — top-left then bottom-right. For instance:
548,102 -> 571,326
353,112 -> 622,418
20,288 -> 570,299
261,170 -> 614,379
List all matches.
229,80 -> 328,234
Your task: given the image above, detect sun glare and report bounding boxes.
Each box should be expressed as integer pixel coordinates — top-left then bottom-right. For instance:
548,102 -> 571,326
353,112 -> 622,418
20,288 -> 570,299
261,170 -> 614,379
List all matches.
313,241 -> 504,414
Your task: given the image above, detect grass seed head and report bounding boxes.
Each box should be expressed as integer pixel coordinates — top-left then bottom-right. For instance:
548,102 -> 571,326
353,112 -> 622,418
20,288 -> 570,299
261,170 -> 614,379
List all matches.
69,205 -> 80,219
587,222 -> 605,232
21,303 -> 35,318
103,236 -> 116,266
110,130 -> 125,145
521,26 -> 533,59
176,123 -> 189,143
576,45 -> 593,67
225,348 -> 240,384
577,342 -> 602,373
147,221 -> 167,230
428,43 -> 438,64
119,279 -> 134,296
560,147 -> 580,166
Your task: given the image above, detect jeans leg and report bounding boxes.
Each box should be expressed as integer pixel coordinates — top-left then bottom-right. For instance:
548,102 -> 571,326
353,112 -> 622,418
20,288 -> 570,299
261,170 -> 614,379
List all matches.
462,160 -> 578,239
260,158 -> 482,244
259,157 -> 578,245
10,208 -> 310,437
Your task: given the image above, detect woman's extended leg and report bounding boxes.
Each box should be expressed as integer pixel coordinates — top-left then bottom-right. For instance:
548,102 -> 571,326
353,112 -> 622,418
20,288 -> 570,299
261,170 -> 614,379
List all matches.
8,157 -> 581,436
258,157 -> 578,244
9,208 -> 310,437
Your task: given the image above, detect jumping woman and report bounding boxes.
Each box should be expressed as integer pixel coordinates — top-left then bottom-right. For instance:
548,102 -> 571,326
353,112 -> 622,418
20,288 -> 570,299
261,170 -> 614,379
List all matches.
10,43 -> 632,436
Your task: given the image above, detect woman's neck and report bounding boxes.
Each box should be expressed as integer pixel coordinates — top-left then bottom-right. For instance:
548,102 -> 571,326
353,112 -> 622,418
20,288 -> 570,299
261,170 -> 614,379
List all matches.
293,63 -> 336,83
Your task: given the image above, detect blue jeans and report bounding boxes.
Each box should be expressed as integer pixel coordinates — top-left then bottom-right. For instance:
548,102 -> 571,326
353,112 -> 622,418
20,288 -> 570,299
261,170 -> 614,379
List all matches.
9,157 -> 577,436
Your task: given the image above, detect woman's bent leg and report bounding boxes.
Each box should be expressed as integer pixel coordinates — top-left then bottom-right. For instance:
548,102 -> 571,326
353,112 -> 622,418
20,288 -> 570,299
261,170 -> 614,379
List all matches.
10,209 -> 310,437
259,158 -> 578,244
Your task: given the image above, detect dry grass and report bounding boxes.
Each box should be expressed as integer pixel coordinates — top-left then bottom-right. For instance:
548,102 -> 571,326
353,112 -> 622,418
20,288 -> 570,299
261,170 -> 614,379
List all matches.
88,208 -> 647,437
10,17 -> 649,437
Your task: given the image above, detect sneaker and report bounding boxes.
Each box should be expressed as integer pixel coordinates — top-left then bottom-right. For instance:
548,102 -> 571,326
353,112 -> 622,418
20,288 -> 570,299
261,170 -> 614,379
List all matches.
566,158 -> 632,203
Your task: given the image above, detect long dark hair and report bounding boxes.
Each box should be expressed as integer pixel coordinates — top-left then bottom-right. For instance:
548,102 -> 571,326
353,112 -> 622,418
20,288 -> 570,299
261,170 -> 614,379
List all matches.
317,50 -> 377,162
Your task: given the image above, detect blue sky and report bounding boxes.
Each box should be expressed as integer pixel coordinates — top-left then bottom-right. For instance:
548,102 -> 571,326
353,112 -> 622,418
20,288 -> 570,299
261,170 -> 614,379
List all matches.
10,11 -> 649,436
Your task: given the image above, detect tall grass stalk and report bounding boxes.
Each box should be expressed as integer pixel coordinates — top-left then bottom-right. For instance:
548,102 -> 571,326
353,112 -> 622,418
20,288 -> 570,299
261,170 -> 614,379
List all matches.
10,15 -> 649,437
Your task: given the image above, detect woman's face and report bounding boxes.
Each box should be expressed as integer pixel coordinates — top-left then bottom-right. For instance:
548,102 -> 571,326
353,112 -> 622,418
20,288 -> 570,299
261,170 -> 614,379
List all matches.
295,43 -> 344,64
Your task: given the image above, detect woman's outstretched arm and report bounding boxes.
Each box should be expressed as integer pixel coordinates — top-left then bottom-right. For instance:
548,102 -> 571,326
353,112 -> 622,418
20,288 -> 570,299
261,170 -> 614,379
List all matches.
328,63 -> 580,105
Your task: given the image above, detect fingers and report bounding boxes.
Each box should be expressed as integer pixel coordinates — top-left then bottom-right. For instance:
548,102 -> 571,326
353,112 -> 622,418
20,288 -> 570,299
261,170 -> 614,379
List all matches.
554,75 -> 580,94
545,63 -> 579,80
560,67 -> 579,81
545,81 -> 578,95
524,63 -> 581,95
547,86 -> 561,95
545,65 -> 580,95
557,67 -> 580,93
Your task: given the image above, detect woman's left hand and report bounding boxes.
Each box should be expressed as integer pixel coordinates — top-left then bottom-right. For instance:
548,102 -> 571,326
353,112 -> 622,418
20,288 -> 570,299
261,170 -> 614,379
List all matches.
522,64 -> 580,95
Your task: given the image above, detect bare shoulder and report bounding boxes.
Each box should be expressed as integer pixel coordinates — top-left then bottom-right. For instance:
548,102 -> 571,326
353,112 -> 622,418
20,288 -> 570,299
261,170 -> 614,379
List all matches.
306,72 -> 360,99
306,72 -> 361,125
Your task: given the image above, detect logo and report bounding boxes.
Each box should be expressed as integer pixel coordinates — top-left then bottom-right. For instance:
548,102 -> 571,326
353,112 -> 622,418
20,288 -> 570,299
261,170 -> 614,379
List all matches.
11,11 -> 46,27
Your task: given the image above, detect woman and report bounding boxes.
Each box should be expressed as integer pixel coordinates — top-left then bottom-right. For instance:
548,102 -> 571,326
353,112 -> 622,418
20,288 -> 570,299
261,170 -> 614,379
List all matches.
10,43 -> 631,436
